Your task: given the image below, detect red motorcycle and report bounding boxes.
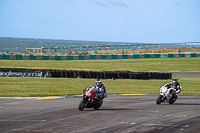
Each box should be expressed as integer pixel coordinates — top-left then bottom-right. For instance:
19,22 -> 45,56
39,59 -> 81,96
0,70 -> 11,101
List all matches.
78,86 -> 103,111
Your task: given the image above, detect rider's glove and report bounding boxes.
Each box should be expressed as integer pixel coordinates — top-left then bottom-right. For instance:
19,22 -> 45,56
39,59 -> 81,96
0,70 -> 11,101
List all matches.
104,93 -> 107,98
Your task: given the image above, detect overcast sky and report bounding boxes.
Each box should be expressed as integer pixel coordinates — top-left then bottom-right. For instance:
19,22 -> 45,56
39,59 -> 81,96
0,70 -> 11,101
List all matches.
0,0 -> 199,43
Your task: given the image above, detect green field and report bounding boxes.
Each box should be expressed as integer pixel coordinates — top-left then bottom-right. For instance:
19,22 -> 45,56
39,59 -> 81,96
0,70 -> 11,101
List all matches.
0,57 -> 200,96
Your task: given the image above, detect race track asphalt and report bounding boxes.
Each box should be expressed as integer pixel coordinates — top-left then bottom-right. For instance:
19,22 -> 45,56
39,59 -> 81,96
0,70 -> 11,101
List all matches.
0,94 -> 200,133
0,71 -> 199,133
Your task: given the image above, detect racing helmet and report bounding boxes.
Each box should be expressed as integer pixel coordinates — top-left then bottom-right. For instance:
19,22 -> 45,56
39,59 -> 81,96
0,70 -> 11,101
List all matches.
172,79 -> 178,86
96,78 -> 102,87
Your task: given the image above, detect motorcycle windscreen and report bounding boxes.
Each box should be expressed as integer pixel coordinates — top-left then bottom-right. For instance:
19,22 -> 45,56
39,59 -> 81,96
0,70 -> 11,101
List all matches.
85,87 -> 99,97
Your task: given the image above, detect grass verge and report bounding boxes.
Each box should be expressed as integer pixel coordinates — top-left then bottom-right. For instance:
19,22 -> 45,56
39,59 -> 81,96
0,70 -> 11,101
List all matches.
0,77 -> 199,97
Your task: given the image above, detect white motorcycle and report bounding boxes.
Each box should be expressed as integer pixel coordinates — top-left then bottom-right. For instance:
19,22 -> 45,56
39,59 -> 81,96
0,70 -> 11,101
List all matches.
156,85 -> 182,104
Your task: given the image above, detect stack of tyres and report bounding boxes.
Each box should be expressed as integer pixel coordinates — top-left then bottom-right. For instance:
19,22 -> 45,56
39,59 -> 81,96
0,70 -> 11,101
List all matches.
64,71 -> 68,78
99,72 -> 104,79
96,72 -> 100,79
60,71 -> 65,78
93,72 -> 97,79
73,71 -> 78,78
68,71 -> 73,78
56,70 -> 61,78
103,71 -> 107,79
129,72 -> 140,79
88,71 -> 93,78
140,72 -> 148,79
150,72 -> 157,79
85,71 -> 89,78
51,70 -> 56,77
158,73 -> 163,79
80,71 -> 85,78
117,72 -> 122,79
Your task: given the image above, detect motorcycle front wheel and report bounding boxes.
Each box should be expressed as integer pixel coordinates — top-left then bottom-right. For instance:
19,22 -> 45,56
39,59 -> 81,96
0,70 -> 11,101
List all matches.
156,95 -> 163,104
78,99 -> 86,111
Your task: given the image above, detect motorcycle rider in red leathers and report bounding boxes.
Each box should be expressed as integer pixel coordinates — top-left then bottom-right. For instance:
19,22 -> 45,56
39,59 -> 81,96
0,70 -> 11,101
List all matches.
94,79 -> 107,100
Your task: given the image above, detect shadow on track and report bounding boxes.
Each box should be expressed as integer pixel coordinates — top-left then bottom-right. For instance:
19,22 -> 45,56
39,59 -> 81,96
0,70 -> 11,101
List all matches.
82,108 -> 137,111
174,103 -> 200,105
157,103 -> 200,106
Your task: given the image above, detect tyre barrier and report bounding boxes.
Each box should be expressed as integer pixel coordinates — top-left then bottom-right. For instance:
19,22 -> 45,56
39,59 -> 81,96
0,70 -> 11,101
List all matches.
58,70 -> 172,79
64,70 -> 170,79
0,68 -> 172,79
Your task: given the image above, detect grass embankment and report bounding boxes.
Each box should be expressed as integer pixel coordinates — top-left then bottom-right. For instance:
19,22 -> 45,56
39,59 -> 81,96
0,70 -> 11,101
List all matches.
0,57 -> 200,96
1,57 -> 200,71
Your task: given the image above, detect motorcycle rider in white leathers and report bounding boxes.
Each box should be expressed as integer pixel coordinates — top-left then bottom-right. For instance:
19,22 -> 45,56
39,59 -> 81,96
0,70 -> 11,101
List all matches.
164,79 -> 181,100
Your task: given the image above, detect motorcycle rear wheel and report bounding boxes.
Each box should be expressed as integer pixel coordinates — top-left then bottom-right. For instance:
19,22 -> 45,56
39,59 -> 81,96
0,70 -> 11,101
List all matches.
78,99 -> 86,111
169,99 -> 174,104
94,100 -> 103,110
169,97 -> 177,104
94,105 -> 100,110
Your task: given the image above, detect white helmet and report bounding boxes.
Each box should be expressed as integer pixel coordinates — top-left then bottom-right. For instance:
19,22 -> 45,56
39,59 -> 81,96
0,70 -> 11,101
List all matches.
96,78 -> 102,87
172,79 -> 178,86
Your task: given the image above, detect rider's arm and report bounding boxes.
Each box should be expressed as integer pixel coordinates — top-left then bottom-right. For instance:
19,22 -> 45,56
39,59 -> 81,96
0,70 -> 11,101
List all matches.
99,88 -> 105,96
175,85 -> 181,93
165,84 -> 171,89
103,85 -> 106,92
103,85 -> 107,97
98,85 -> 107,98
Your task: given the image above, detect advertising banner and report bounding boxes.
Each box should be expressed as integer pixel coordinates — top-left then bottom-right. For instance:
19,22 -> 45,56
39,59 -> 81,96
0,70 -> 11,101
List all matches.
0,68 -> 51,77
